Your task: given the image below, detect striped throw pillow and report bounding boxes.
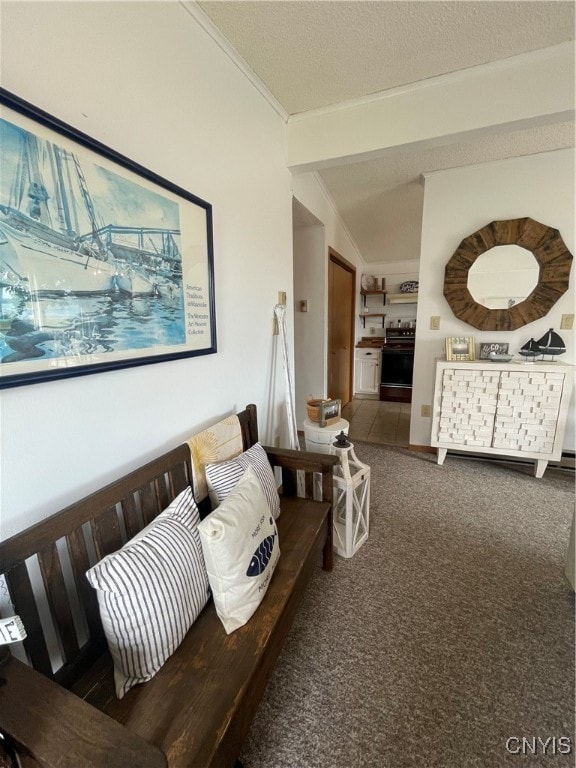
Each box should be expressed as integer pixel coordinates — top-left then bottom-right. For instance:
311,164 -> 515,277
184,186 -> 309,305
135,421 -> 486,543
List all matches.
86,486 -> 210,699
206,442 -> 281,519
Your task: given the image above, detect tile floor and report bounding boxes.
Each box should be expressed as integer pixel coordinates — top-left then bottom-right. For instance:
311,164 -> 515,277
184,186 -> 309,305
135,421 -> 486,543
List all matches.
341,398 -> 411,446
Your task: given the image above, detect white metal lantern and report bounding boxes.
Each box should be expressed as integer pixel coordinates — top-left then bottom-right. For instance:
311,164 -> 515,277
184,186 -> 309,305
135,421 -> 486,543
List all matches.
331,433 -> 371,558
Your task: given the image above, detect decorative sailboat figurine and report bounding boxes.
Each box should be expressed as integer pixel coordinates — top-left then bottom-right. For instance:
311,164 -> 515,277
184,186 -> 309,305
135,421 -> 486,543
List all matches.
536,328 -> 566,360
518,338 -> 541,361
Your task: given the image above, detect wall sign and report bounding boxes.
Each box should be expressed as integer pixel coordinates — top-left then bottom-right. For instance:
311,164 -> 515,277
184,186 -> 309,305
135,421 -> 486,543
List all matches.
479,342 -> 509,359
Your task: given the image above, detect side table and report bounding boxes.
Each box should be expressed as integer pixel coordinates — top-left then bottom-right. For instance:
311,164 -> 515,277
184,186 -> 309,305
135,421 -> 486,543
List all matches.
303,417 -> 350,454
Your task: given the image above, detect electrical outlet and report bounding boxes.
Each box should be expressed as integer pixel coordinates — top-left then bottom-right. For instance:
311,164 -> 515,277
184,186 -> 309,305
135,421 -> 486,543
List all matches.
560,314 -> 574,330
421,404 -> 431,417
278,291 -> 287,305
430,316 -> 441,331
369,327 -> 376,335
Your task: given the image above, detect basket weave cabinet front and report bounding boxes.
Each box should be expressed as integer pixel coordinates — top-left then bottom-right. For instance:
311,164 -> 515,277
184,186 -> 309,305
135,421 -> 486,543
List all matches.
431,359 -> 573,478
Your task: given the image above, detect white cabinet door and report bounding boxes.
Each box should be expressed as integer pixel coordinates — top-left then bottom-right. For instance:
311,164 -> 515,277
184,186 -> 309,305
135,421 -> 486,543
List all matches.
436,368 -> 499,448
357,359 -> 379,393
355,350 -> 380,394
493,370 -> 564,454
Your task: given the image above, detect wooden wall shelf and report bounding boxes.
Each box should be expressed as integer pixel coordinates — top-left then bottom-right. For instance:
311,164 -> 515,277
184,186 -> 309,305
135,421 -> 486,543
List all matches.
386,292 -> 418,304
359,313 -> 386,327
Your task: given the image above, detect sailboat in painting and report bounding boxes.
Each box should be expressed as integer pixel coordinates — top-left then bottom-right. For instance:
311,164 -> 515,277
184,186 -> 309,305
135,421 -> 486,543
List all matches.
0,115 -> 186,304
100,224 -> 182,297
0,104 -> 194,372
0,123 -> 118,295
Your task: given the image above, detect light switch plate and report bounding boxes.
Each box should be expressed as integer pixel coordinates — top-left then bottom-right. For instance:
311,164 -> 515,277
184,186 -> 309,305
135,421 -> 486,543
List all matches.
430,316 -> 441,330
560,314 -> 574,330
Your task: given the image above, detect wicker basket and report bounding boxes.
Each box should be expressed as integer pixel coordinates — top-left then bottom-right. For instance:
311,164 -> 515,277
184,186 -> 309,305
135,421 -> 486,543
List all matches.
306,398 -> 329,423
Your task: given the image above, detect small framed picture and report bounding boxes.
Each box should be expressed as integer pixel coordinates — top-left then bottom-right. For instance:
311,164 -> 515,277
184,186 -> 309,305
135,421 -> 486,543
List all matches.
445,337 -> 476,362
479,342 -> 509,359
319,398 -> 341,427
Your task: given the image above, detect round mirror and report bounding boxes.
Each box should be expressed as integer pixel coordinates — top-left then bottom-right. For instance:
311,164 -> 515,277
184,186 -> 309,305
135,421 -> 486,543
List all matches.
444,218 -> 573,331
467,245 -> 540,310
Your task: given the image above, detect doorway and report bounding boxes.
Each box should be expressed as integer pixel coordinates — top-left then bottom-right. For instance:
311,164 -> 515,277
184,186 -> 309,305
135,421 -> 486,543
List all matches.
328,248 -> 356,406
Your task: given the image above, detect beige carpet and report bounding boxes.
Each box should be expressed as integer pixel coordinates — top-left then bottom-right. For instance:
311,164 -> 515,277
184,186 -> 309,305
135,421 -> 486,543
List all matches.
240,444 -> 575,768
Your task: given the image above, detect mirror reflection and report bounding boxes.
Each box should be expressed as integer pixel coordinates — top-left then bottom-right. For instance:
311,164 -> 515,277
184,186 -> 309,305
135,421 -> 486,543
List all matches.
467,245 -> 540,310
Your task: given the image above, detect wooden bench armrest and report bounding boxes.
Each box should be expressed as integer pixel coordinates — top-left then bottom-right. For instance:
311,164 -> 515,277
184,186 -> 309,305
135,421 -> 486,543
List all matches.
262,446 -> 339,475
0,650 -> 167,768
263,445 -> 338,500
263,446 -> 338,571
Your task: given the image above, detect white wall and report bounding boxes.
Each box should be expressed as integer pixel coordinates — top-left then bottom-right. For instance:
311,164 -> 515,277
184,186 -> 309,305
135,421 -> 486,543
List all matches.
0,1 -> 294,537
411,148 -> 575,451
293,222 -> 326,425
292,174 -> 363,271
291,173 -> 364,419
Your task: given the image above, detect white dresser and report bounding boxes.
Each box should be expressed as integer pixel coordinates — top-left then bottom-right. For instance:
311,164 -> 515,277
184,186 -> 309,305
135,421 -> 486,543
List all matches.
431,360 -> 573,477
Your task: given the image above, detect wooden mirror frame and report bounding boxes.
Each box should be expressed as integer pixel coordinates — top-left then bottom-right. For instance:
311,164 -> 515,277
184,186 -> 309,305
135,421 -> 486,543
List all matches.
444,217 -> 573,331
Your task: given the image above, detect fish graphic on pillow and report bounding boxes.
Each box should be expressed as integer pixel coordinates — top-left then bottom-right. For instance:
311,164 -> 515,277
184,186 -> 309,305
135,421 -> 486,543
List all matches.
246,518 -> 277,577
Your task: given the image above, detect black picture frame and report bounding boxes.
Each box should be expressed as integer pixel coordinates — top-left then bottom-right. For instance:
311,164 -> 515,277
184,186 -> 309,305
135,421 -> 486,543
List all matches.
0,89 -> 216,389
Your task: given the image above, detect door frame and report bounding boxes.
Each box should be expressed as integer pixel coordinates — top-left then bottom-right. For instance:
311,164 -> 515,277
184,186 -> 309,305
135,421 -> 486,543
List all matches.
328,247 -> 356,405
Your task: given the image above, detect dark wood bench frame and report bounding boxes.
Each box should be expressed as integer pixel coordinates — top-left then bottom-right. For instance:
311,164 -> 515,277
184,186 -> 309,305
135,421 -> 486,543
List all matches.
0,404 -> 338,768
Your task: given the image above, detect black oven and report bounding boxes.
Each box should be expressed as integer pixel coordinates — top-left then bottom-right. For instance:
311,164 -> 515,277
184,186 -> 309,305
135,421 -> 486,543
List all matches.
380,327 -> 415,403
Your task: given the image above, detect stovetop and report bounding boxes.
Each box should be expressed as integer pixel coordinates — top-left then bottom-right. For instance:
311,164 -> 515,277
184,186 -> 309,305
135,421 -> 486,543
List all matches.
384,327 -> 415,350
386,328 -> 416,338
357,329 -> 416,348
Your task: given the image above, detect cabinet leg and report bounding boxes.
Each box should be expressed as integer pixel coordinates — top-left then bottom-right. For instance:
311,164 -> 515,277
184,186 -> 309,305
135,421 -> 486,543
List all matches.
437,448 -> 447,466
534,459 -> 547,478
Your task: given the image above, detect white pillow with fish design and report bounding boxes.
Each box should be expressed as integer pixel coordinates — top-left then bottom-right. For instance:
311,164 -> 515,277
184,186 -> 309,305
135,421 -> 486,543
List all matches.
198,466 -> 280,634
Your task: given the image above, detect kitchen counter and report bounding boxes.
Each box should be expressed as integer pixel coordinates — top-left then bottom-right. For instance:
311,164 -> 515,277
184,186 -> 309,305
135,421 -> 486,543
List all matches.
356,337 -> 385,348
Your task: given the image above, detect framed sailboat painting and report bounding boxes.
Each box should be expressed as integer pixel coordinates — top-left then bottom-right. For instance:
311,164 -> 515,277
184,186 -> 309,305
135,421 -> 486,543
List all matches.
0,89 -> 216,389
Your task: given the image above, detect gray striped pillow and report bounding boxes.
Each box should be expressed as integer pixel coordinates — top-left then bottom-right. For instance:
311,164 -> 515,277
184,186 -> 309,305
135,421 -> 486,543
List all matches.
206,442 -> 281,519
86,486 -> 210,699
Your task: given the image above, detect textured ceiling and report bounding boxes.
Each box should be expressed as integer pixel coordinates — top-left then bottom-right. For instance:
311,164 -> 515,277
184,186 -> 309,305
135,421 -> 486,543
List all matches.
196,1 -> 575,262
198,1 -> 575,115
